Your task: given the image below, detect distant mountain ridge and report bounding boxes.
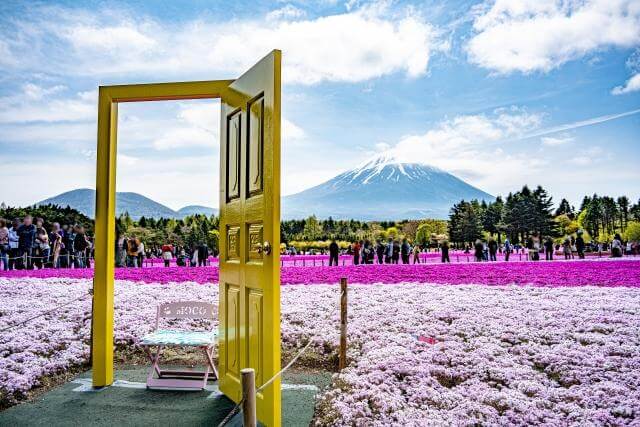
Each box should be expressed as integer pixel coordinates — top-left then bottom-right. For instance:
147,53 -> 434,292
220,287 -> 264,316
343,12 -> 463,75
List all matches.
37,189 -> 217,220
36,154 -> 492,221
282,153 -> 494,220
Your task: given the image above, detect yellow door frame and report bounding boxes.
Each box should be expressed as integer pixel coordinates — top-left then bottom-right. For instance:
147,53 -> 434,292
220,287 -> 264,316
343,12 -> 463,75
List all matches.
92,51 -> 281,426
93,79 -> 232,387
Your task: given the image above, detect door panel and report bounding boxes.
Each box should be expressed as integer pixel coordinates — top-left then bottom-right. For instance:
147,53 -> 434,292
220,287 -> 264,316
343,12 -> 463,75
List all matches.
219,50 -> 281,426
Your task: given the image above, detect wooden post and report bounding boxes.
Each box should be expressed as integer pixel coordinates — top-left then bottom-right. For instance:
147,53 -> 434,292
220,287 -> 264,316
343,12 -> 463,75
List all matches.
339,277 -> 348,370
241,368 -> 257,427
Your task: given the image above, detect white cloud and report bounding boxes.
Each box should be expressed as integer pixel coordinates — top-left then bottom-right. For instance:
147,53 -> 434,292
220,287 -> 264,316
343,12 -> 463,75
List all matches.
0,85 -> 96,123
374,142 -> 391,152
541,135 -> 573,146
152,127 -> 216,151
118,154 -> 139,166
570,156 -> 592,166
3,5 -> 439,85
569,146 -> 605,166
22,83 -> 66,100
380,107 -> 546,193
282,119 -> 305,142
467,0 -> 640,73
267,5 -> 306,21
611,73 -> 640,95
64,23 -> 157,53
176,102 -> 219,134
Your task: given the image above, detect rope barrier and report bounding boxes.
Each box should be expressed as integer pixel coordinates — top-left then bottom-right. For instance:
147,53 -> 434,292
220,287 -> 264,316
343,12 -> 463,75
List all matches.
218,301 -> 341,427
0,289 -> 93,334
1,253 -> 85,261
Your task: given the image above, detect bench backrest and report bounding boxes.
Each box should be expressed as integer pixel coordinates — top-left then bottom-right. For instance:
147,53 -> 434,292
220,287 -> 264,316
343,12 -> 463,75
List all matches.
155,301 -> 217,328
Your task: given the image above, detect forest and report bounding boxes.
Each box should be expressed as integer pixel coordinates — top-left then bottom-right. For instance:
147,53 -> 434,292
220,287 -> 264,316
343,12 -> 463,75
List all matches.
2,184 -> 639,253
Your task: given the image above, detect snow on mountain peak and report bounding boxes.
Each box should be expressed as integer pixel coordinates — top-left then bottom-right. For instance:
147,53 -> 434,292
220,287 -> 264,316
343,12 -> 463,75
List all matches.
348,151 -> 444,184
356,151 -> 401,171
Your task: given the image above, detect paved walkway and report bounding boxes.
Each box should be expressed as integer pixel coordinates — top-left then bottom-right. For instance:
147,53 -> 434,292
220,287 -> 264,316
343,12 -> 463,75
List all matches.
0,367 -> 331,426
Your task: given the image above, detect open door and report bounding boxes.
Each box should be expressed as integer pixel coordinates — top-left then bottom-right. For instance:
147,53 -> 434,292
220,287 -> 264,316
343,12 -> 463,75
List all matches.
218,50 -> 282,425
92,50 -> 281,426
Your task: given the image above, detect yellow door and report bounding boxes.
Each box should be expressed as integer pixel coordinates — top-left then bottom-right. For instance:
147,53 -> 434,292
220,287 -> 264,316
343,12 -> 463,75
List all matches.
219,50 -> 281,426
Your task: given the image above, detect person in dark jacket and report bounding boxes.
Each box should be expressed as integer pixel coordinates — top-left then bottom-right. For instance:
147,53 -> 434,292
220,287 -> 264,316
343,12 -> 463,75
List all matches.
392,240 -> 400,264
400,239 -> 410,264
329,240 -> 339,266
474,240 -> 484,262
441,240 -> 450,263
74,225 -> 89,268
544,237 -> 554,260
64,225 -> 76,268
488,238 -> 498,261
197,244 -> 209,266
385,238 -> 393,264
17,215 -> 37,270
576,232 -> 586,259
375,240 -> 385,264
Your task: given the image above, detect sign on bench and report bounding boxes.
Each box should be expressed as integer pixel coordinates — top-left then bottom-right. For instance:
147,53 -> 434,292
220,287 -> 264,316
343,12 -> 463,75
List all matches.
158,301 -> 217,320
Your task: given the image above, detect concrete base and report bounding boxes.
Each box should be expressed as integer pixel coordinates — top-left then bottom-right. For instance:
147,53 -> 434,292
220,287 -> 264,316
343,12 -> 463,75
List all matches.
0,367 -> 331,426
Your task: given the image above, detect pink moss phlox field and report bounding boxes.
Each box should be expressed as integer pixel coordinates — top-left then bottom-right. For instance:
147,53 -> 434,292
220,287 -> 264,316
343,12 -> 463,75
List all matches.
284,284 -> 640,425
2,259 -> 638,287
3,279 -> 640,424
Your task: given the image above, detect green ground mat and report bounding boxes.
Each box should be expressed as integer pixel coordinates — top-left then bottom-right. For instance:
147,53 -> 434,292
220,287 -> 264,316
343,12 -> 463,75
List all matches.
0,367 -> 332,426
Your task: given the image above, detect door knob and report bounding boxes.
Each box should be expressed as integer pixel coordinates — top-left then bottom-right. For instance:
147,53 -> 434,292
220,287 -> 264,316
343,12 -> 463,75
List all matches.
263,241 -> 271,255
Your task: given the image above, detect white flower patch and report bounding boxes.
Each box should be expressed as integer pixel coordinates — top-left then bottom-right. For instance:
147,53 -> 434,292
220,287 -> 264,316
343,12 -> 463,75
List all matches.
1,279 -> 640,425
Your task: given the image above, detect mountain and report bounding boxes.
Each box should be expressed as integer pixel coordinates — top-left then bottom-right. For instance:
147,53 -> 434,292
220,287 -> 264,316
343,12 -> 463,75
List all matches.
37,189 -> 216,220
176,205 -> 218,218
37,154 -> 492,221
282,153 -> 494,220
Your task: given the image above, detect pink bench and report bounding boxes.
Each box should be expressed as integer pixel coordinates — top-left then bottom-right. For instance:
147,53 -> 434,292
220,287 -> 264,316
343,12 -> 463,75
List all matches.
140,301 -> 218,390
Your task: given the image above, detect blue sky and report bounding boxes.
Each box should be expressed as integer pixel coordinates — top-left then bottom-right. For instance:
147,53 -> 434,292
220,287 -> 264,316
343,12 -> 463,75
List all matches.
0,0 -> 638,210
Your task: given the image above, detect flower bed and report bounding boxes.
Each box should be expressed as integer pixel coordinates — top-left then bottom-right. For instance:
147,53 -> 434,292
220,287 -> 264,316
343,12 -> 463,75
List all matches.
308,284 -> 640,425
2,277 -> 640,425
1,259 -> 639,287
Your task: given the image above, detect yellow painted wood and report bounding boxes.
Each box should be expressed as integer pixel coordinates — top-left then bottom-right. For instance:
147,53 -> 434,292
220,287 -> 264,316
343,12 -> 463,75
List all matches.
92,88 -> 117,386
92,79 -> 233,387
92,60 -> 281,425
103,80 -> 233,103
219,50 -> 281,426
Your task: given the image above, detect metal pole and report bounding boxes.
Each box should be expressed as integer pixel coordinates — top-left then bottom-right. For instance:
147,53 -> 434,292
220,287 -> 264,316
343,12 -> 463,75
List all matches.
339,277 -> 348,370
241,368 -> 257,427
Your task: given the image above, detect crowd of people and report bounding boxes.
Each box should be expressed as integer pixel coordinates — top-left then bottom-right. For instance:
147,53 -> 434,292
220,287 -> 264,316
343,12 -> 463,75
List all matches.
114,236 -> 216,268
465,231 -> 634,262
0,215 -> 92,270
321,231 -> 637,266
327,238 -> 452,265
1,213 -> 637,271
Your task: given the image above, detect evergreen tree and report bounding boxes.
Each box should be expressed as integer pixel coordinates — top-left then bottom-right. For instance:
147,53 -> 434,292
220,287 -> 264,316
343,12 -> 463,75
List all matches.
617,196 -> 630,230
482,197 -> 504,241
532,185 -> 556,237
555,198 -> 575,219
448,200 -> 483,246
630,199 -> 640,222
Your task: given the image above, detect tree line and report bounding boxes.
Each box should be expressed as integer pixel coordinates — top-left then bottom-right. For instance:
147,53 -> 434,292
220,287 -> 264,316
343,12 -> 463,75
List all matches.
448,185 -> 640,246
4,185 -> 640,253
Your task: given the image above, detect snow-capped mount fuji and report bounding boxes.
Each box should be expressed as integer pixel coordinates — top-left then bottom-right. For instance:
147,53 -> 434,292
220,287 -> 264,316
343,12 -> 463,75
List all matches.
282,153 -> 494,220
